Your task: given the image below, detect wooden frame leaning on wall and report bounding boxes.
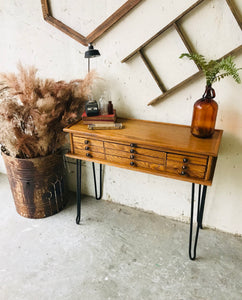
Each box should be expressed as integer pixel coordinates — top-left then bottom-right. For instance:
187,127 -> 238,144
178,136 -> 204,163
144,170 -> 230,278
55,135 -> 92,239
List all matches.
121,0 -> 242,105
41,0 -> 143,46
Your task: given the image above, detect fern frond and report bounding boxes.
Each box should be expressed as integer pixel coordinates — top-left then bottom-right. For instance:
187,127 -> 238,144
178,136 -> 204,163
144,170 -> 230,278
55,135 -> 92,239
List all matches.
180,52 -> 241,86
179,53 -> 207,71
216,57 -> 241,83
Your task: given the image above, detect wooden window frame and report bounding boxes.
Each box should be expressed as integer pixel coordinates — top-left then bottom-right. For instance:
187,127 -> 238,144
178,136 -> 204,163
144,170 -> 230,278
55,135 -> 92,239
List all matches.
121,0 -> 242,105
41,0 -> 142,46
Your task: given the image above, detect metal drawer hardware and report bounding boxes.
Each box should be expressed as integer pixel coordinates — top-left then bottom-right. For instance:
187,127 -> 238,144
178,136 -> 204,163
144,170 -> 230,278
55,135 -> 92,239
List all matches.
182,165 -> 187,170
181,171 -> 186,175
183,158 -> 188,163
130,149 -> 135,153
130,155 -> 135,159
86,153 -> 91,157
84,140 -> 89,144
130,161 -> 135,166
130,143 -> 135,147
85,146 -> 89,150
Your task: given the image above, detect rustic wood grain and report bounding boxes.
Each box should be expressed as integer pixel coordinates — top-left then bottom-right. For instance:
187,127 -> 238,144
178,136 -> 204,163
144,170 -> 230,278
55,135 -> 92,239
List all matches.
87,0 -> 142,43
120,0 -> 241,106
41,0 -> 142,46
104,141 -> 166,158
173,22 -> 202,71
64,118 -> 223,156
105,148 -> 165,164
148,45 -> 242,105
138,50 -> 167,93
64,118 -> 223,185
225,0 -> 242,30
73,135 -> 104,148
167,153 -> 207,166
121,0 -> 205,63
73,149 -> 105,160
166,163 -> 206,179
166,161 -> 206,179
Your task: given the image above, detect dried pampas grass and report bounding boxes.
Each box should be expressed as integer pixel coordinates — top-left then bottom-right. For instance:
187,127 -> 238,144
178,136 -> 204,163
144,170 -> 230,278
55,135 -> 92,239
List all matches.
0,63 -> 96,158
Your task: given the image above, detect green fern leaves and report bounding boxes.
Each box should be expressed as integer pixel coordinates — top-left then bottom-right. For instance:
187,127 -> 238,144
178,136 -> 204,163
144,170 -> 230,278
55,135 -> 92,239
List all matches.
179,53 -> 241,86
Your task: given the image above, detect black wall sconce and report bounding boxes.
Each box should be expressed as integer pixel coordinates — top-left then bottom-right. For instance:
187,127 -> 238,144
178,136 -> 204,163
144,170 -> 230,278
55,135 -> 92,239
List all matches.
85,43 -> 101,72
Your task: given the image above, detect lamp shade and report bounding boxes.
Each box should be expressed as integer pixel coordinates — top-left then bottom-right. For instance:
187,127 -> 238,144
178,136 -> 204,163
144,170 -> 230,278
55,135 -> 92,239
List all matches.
84,43 -> 100,58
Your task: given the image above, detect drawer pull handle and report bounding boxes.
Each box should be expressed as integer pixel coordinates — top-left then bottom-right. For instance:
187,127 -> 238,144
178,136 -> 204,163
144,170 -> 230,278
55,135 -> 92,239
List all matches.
84,140 -> 89,144
182,165 -> 187,170
85,146 -> 89,150
130,155 -> 135,159
130,149 -> 135,153
130,143 -> 135,147
181,171 -> 186,175
86,153 -> 91,157
130,161 -> 135,166
183,158 -> 188,163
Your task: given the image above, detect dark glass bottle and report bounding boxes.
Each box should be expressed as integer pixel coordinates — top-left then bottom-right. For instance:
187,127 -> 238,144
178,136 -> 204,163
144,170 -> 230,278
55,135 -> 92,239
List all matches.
108,101 -> 113,114
191,85 -> 218,138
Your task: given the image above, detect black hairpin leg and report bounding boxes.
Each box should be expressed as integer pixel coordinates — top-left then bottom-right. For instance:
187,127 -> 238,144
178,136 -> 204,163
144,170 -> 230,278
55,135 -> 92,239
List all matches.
75,161 -> 102,224
189,183 -> 207,260
76,159 -> 82,224
92,162 -> 102,200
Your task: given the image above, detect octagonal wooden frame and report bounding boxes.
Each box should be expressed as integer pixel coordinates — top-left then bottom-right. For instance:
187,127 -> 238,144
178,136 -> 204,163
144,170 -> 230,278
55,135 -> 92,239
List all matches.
41,0 -> 142,46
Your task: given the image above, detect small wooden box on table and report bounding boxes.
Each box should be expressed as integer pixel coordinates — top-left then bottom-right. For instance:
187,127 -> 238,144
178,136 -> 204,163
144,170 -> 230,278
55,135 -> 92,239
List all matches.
64,118 -> 223,260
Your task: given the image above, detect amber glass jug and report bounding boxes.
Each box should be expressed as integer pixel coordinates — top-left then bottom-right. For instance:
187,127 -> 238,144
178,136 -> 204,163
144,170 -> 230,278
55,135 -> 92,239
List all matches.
191,85 -> 218,138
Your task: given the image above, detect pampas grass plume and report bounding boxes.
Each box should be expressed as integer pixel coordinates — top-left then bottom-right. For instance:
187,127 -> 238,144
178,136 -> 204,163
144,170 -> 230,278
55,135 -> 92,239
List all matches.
0,63 -> 96,158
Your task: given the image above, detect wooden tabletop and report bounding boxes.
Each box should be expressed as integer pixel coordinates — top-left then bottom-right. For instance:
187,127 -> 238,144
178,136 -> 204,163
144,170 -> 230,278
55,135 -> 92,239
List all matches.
64,118 -> 223,157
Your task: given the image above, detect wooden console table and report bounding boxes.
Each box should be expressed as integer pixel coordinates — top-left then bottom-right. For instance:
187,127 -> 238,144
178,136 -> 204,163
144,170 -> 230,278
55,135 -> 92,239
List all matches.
64,118 -> 223,260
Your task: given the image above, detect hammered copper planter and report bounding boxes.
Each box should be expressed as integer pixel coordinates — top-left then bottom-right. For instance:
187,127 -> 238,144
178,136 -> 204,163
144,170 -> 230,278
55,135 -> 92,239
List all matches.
2,152 -> 67,219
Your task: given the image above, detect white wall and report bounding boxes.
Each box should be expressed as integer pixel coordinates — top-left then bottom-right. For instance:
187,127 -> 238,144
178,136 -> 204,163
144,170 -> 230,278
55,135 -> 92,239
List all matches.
0,0 -> 242,235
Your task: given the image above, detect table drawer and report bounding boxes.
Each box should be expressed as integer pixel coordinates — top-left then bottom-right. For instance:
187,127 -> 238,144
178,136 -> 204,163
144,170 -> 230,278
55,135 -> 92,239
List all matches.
167,153 -> 207,165
74,149 -> 105,160
72,135 -> 105,156
104,142 -> 165,159
74,144 -> 105,154
166,160 -> 206,179
106,155 -> 165,172
73,135 -> 104,149
166,153 -> 207,179
105,148 -> 164,164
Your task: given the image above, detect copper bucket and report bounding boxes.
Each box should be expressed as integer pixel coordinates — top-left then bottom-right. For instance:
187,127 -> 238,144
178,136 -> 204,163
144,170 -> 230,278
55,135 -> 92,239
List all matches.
2,152 -> 67,218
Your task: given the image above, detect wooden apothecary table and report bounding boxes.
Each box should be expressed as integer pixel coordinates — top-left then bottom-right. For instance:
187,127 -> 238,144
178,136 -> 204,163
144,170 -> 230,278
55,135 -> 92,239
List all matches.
64,118 -> 223,260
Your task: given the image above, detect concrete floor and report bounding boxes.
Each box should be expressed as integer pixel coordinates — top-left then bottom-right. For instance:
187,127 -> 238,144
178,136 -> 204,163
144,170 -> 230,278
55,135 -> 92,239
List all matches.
0,174 -> 242,300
